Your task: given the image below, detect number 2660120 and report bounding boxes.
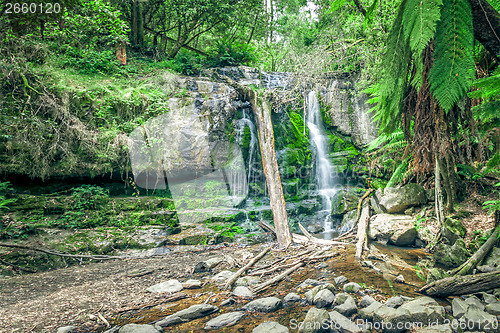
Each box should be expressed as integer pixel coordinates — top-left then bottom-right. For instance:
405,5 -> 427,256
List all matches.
5,3 -> 61,14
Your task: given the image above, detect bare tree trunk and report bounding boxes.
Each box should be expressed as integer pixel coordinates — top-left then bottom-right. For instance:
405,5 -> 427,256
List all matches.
355,203 -> 370,259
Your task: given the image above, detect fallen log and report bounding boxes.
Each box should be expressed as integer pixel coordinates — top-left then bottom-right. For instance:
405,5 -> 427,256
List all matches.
355,203 -> 370,259
419,270 -> 500,297
251,261 -> 305,293
224,244 -> 273,290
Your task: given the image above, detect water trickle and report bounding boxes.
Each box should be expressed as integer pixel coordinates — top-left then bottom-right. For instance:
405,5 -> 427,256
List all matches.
235,109 -> 258,188
306,91 -> 337,232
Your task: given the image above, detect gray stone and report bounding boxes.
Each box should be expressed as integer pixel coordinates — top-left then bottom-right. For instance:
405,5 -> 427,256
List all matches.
334,293 -> 350,306
378,184 -> 426,213
182,279 -> 201,289
358,301 -> 384,321
119,324 -> 159,333
155,304 -> 219,328
441,217 -> 466,245
485,247 -> 500,267
300,279 -> 325,288
57,327 -> 76,333
252,321 -> 289,333
314,289 -> 335,308
103,327 -> 120,333
334,295 -> 358,316
385,296 -> 405,308
465,295 -> 486,311
316,262 -> 329,269
361,260 -> 381,273
368,214 -> 417,246
482,293 -> 498,304
343,282 -> 361,293
452,297 -> 468,318
235,276 -> 260,287
399,296 -> 445,324
340,210 -> 357,234
232,286 -> 254,299
284,292 -> 301,303
307,224 -> 324,234
459,305 -> 498,332
146,279 -> 183,293
242,297 -> 282,313
306,284 -> 336,304
360,295 -> 376,308
478,265 -> 498,273
334,276 -> 348,285
205,258 -> 223,269
485,302 -> 500,316
394,275 -> 405,283
221,298 -> 236,306
204,312 -> 245,329
329,311 -> 362,333
434,239 -> 470,268
299,307 -> 330,333
212,270 -> 234,284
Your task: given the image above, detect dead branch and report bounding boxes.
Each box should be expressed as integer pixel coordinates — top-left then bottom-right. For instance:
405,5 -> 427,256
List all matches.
335,188 -> 374,240
355,203 -> 371,259
224,244 -> 273,290
115,292 -> 187,314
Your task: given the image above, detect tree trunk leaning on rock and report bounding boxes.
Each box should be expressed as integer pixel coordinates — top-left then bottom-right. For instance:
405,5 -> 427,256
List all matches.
355,203 -> 370,259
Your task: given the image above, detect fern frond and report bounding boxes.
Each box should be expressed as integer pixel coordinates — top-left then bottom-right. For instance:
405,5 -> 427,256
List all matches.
429,0 -> 475,111
366,130 -> 405,151
486,0 -> 500,11
387,157 -> 411,187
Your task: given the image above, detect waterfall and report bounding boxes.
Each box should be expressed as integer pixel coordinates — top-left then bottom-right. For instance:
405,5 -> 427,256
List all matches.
306,91 -> 337,232
235,110 -> 258,187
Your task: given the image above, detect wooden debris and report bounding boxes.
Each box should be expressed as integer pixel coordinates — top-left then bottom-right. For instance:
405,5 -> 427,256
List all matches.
419,270 -> 500,297
224,244 -> 273,290
355,203 -> 370,259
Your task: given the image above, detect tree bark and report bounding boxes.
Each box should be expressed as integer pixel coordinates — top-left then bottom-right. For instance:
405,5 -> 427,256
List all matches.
355,203 -> 370,259
419,270 -> 500,297
469,0 -> 500,60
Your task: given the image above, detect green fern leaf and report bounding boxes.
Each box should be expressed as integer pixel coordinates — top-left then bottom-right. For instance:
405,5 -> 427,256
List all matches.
429,0 -> 475,111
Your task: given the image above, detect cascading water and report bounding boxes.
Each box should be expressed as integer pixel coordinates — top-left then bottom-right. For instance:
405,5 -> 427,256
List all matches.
306,91 -> 337,232
235,109 -> 258,187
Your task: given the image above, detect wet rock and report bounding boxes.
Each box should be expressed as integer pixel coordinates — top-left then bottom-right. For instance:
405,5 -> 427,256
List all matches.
314,289 -> 335,308
385,296 -> 405,308
307,224 -> 324,234
155,304 -> 219,328
394,275 -> 405,283
452,297 -> 468,318
334,276 -> 348,285
368,214 -> 417,246
300,279 -> 325,288
485,302 -> 500,316
306,284 -> 336,304
119,324 -> 159,333
343,282 -> 361,293
334,294 -> 358,316
232,286 -> 254,299
377,184 -> 426,213
434,239 -> 470,268
182,279 -> 202,289
212,270 -> 234,284
146,279 -> 183,293
204,311 -> 245,329
253,321 -> 289,333
284,292 -> 301,303
221,298 -> 236,306
360,295 -> 376,308
329,310 -> 362,333
235,276 -> 260,287
299,307 -> 330,333
57,327 -> 76,333
242,297 -> 282,313
340,210 -> 357,234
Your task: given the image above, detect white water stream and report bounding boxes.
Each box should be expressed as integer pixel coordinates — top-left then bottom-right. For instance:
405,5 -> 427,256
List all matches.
306,91 -> 337,232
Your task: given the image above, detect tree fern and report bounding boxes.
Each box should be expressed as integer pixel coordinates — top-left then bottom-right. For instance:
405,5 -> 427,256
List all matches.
387,156 -> 411,187
429,0 -> 475,111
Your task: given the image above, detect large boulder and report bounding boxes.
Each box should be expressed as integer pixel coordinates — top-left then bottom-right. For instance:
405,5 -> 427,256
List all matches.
378,184 -> 426,213
204,312 -> 245,329
155,304 -> 219,329
298,307 -> 330,333
441,217 -> 466,245
433,238 -> 470,268
331,188 -> 360,217
242,297 -> 282,313
253,321 -> 289,333
368,214 -> 417,246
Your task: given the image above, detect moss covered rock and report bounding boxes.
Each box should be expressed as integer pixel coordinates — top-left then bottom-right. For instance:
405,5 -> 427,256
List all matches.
378,183 -> 427,214
434,238 -> 470,268
331,188 -> 360,217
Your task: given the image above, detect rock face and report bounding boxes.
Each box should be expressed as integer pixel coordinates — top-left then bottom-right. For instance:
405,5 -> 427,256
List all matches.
368,214 -> 417,246
155,304 -> 219,329
146,279 -> 183,293
331,188 -> 360,217
253,321 -> 289,333
242,297 -> 282,313
119,324 -> 160,333
204,312 -> 245,329
377,184 -> 426,213
299,307 -> 330,333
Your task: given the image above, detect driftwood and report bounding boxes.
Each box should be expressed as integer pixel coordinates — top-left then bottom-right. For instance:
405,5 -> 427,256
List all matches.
419,270 -> 500,297
224,244 -> 273,289
252,261 -> 305,293
355,203 -> 370,259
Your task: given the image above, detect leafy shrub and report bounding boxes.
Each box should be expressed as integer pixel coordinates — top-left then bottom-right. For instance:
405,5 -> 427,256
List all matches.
59,47 -> 124,75
206,41 -> 257,67
206,222 -> 244,240
72,185 -> 109,210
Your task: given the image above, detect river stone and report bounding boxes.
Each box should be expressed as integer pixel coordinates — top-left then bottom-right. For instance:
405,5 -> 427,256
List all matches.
334,293 -> 349,306
485,302 -> 500,316
204,311 -> 245,329
306,284 -> 336,304
329,310 -> 362,333
300,278 -> 325,288
334,276 -> 348,285
482,293 -> 498,304
146,279 -> 183,293
478,265 -> 498,273
452,297 -> 468,318
368,214 -> 417,246
155,304 -> 219,328
433,238 -> 470,268
253,321 -> 289,333
119,324 -> 159,333
360,295 -> 376,308
485,247 -> 500,268
242,297 -> 282,312
212,270 -> 234,284
458,305 -> 498,332
182,279 -> 201,289
378,184 -> 426,213
465,295 -> 485,311
57,327 -> 76,333
399,296 -> 445,324
334,294 -> 357,316
299,307 -> 330,333
284,292 -> 301,303
221,298 -> 236,306
313,289 -> 335,308
232,286 -> 254,299
358,301 -> 384,321
235,276 -> 260,287
385,296 -> 405,308
343,282 -> 361,293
